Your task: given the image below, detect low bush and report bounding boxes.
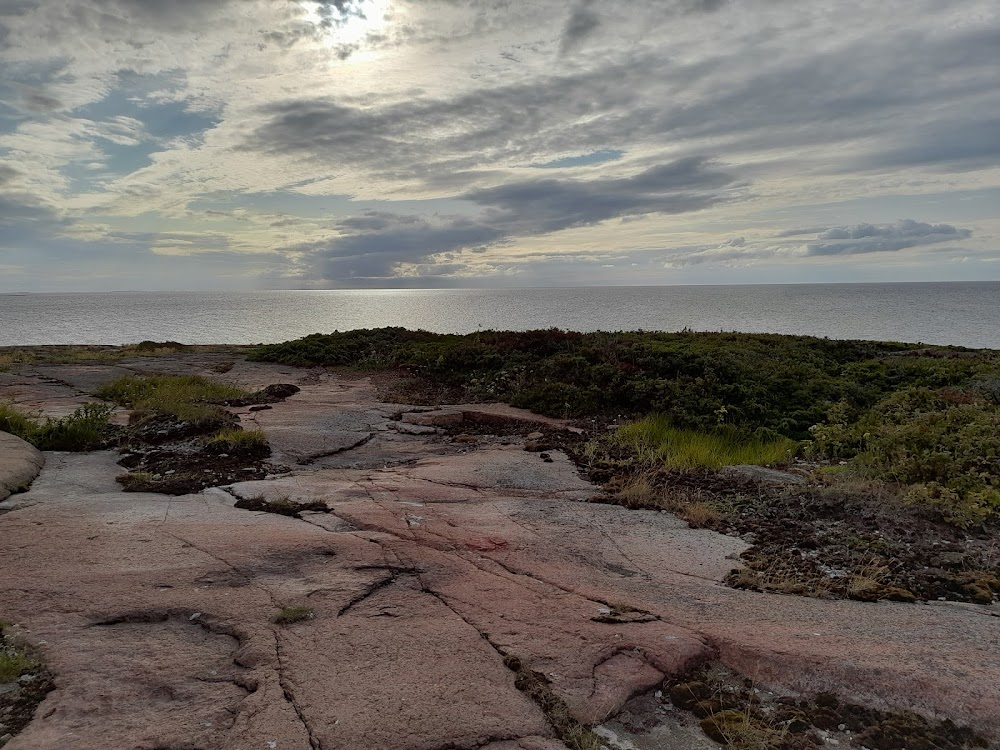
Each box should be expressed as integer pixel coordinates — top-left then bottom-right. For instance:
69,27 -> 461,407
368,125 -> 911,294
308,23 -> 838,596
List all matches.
251,328 -> 997,439
808,387 -> 1000,526
0,402 -> 114,451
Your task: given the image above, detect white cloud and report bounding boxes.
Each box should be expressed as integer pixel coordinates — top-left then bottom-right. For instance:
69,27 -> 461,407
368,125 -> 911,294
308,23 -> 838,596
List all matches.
0,0 -> 998,290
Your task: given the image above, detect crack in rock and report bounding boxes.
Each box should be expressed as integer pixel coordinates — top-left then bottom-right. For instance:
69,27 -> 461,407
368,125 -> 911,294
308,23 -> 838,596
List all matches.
337,566 -> 419,617
297,432 -> 377,465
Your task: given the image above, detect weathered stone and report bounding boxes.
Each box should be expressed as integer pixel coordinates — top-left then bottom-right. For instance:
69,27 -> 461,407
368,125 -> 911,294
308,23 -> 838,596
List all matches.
0,432 -> 43,501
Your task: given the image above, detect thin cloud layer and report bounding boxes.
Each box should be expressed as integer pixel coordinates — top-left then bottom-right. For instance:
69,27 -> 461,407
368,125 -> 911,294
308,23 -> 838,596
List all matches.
0,0 -> 997,290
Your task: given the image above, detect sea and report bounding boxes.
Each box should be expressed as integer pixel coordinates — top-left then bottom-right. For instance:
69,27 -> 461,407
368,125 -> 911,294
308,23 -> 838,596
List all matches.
1,282 -> 998,349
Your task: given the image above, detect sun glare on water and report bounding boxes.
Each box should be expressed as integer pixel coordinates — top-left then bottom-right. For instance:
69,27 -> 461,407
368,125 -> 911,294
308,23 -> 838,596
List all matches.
300,0 -> 391,48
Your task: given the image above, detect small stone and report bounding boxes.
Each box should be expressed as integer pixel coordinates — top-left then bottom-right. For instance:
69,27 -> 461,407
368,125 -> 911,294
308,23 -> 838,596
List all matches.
249,404 -> 272,412
524,441 -> 552,452
526,432 -> 544,440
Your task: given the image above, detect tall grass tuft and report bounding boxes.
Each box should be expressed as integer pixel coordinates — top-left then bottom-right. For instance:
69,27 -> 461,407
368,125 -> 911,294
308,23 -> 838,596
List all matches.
612,414 -> 797,470
96,374 -> 246,424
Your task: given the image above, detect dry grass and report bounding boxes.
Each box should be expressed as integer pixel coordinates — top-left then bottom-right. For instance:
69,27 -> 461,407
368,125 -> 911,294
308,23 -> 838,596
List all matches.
207,428 -> 267,451
608,475 -> 725,527
97,374 -> 246,425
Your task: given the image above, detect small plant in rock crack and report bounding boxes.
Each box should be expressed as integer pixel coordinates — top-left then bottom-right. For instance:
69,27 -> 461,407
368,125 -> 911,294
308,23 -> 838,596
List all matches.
272,606 -> 314,625
205,428 -> 269,457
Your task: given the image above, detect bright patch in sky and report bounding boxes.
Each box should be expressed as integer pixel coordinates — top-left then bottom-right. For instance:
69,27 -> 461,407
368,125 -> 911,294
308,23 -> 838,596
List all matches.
301,0 -> 391,47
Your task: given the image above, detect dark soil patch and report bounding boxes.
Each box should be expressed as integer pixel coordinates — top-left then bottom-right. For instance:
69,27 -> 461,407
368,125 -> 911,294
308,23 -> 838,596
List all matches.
116,415 -> 281,495
662,664 -> 991,750
112,382 -> 302,494
233,496 -> 329,518
720,475 -> 1000,604
224,383 -> 300,407
584,463 -> 1000,604
0,631 -> 55,744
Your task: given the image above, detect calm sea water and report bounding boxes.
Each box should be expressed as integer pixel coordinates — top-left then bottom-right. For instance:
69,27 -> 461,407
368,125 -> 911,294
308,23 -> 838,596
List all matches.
1,283 -> 998,349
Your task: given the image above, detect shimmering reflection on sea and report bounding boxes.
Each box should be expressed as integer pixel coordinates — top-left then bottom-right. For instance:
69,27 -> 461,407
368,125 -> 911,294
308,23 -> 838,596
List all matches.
1,282 -> 998,349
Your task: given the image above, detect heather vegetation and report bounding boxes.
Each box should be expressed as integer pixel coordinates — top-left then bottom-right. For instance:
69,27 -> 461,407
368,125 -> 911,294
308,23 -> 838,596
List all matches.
252,327 -> 1000,526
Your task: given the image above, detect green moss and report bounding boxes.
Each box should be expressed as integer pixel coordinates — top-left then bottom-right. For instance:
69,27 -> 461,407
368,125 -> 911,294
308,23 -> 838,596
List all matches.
272,606 -> 314,625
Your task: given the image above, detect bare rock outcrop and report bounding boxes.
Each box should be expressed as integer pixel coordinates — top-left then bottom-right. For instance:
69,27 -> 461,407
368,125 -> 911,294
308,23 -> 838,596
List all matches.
0,431 -> 43,502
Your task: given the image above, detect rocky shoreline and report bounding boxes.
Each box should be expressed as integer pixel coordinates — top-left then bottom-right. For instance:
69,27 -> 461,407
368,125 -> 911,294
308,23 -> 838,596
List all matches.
0,348 -> 997,750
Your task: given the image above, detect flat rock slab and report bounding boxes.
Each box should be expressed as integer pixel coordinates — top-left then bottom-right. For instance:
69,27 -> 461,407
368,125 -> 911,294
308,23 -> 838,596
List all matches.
1,361 -> 999,750
401,403 -> 584,433
0,431 -> 43,501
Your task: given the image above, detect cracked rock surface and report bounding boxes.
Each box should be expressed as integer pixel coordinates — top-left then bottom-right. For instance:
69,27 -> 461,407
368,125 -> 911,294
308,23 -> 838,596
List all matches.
0,355 -> 998,750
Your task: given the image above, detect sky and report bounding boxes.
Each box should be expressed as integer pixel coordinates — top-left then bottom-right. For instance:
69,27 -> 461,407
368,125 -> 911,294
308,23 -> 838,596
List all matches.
0,0 -> 998,291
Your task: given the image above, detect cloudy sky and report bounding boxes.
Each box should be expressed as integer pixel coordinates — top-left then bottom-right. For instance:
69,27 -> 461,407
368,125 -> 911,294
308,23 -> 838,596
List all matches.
0,0 -> 998,291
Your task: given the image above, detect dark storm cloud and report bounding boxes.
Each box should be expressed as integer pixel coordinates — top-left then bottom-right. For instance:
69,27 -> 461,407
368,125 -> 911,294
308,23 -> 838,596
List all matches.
803,220 -> 972,256
463,157 -> 738,232
294,157 -> 739,281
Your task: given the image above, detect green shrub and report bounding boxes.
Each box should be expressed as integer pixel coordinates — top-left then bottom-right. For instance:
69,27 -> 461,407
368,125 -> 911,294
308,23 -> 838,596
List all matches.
0,623 -> 36,682
0,402 -> 40,441
809,387 -> 1000,526
251,328 -> 996,439
33,403 -> 114,451
0,402 -> 113,451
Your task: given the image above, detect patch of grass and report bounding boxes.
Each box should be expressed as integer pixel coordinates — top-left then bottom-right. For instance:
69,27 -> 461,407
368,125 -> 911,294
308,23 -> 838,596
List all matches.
206,428 -> 267,453
272,606 -> 314,625
0,344 -> 248,370
97,374 -> 246,424
700,707 -> 790,750
610,415 -> 797,470
0,401 -> 113,451
0,402 -> 40,440
605,475 -> 726,527
0,624 -> 36,683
